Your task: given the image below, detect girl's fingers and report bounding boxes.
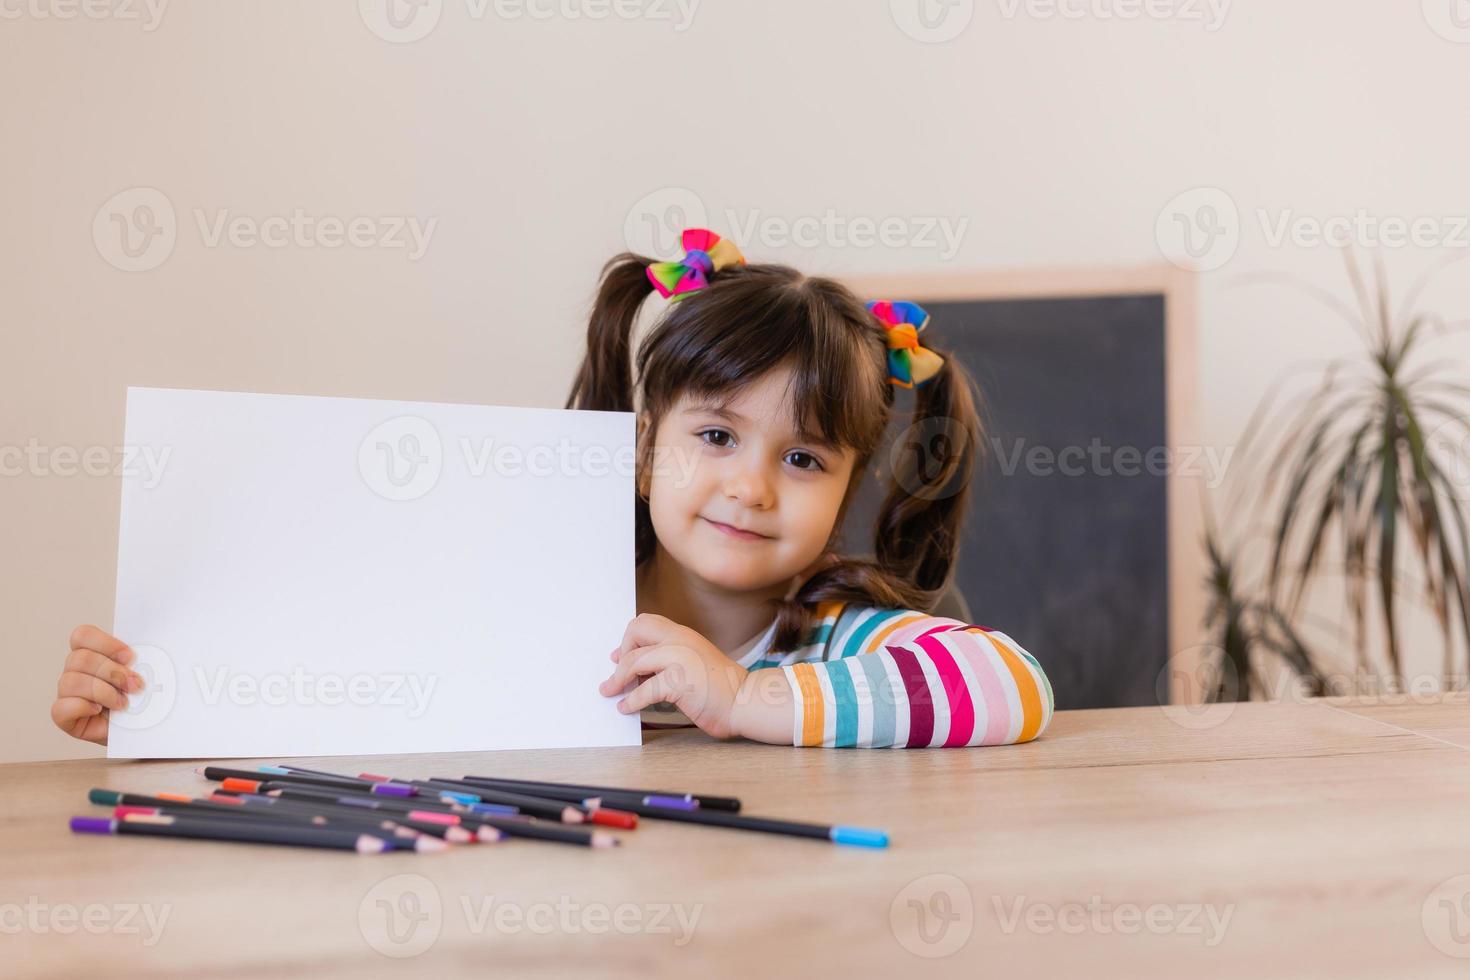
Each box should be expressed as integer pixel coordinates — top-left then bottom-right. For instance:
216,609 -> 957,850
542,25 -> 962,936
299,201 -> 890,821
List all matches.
68,625 -> 134,665
51,696 -> 110,744
616,672 -> 679,715
599,644 -> 679,695
57,670 -> 130,710
616,614 -> 688,661
64,648 -> 142,695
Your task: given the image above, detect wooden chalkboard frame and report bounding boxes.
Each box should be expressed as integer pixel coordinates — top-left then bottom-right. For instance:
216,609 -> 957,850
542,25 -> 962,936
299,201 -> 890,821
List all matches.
845,264 -> 1206,705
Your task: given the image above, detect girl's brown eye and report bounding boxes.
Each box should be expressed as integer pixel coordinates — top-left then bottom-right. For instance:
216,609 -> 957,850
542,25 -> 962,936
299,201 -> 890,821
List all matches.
700,429 -> 733,448
786,452 -> 822,471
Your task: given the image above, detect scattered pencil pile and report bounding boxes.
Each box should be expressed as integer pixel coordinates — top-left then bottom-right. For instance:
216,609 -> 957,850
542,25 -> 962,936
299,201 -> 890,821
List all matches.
68,764 -> 889,853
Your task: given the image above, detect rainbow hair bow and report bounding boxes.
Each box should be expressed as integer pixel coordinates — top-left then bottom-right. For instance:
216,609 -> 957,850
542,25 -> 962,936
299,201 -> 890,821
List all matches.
868,300 -> 945,389
646,229 -> 746,300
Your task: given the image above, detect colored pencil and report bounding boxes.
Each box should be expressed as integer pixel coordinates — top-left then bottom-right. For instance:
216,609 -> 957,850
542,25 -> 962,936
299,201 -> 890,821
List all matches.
542,796 -> 888,848
436,776 -> 687,814
70,814 -> 392,852
199,766 -> 416,798
453,773 -> 741,812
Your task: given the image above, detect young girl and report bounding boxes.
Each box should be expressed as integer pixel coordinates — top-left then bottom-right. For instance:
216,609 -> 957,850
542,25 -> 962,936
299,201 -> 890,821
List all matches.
50,229 -> 1052,750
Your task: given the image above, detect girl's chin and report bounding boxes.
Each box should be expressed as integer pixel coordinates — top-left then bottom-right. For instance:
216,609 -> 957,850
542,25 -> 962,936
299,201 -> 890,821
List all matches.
687,558 -> 790,593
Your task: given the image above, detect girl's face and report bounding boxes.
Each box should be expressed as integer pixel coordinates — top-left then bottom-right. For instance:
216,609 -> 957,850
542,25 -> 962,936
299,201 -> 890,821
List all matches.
643,365 -> 857,593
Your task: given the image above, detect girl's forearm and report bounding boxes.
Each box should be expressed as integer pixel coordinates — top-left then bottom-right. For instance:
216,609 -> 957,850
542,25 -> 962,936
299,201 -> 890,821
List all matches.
731,668 -> 796,745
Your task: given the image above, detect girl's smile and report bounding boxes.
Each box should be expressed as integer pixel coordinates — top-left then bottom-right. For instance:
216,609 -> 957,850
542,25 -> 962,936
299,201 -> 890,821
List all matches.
700,516 -> 774,541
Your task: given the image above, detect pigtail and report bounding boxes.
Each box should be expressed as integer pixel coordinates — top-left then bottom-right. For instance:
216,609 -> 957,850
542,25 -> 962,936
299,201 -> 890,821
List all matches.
874,352 -> 984,594
565,253 -> 653,413
566,252 -> 659,564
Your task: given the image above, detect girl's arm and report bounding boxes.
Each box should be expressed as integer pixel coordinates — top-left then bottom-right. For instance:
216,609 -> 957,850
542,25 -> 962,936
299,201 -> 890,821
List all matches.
734,615 -> 1054,748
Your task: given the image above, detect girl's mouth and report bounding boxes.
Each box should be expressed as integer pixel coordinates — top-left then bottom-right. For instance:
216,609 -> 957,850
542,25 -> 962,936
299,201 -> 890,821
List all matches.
701,516 -> 771,541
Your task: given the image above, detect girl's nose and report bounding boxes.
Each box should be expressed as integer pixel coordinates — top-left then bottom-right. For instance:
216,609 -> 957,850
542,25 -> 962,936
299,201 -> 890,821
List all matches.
723,464 -> 774,509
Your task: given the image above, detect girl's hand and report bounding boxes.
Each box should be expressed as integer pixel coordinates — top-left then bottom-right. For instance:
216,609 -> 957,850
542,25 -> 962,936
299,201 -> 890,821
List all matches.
599,614 -> 752,740
50,625 -> 144,746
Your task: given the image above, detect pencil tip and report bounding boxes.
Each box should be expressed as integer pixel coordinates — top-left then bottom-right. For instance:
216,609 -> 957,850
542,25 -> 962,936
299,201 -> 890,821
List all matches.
357,835 -> 390,854
563,808 -> 584,824
416,836 -> 450,853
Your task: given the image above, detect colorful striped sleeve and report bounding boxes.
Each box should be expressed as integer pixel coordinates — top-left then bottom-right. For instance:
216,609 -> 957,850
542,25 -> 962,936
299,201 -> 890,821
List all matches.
777,608 -> 1054,748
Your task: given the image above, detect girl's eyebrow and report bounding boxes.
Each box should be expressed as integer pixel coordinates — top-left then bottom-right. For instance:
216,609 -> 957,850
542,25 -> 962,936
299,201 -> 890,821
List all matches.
684,403 -> 746,423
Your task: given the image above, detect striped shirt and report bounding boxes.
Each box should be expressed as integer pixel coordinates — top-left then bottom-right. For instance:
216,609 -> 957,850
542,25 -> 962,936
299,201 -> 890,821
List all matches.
641,601 -> 1054,748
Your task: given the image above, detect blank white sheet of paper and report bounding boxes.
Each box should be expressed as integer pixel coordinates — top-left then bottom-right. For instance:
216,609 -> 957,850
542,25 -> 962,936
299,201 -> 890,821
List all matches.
107,386 -> 641,759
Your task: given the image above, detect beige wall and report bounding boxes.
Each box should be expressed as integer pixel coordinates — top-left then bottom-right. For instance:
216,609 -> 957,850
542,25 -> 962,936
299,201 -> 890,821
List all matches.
4,0 -> 1469,762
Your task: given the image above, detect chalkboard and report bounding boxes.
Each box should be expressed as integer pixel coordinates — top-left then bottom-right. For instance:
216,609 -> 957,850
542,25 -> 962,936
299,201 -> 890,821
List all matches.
840,294 -> 1170,710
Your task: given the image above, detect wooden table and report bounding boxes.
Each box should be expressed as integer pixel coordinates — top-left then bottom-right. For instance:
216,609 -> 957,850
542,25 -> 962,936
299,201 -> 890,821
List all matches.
6,696 -> 1470,978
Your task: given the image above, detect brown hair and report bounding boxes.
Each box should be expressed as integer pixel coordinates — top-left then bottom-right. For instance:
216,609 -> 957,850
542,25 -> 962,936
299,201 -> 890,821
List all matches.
565,252 -> 985,652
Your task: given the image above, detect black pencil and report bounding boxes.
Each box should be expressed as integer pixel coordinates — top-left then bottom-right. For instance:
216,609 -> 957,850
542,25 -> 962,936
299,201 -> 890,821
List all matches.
438,776 -> 692,813
454,773 -> 741,812
549,797 -> 888,848
70,814 -> 393,852
200,766 -> 416,798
